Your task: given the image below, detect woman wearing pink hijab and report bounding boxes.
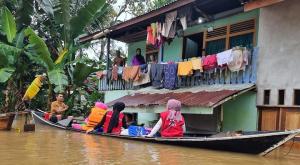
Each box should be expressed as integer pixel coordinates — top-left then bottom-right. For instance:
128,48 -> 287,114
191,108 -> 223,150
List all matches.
147,99 -> 186,137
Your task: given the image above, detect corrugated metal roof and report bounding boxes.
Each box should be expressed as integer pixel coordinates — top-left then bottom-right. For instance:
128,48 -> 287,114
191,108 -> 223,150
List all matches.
107,85 -> 255,108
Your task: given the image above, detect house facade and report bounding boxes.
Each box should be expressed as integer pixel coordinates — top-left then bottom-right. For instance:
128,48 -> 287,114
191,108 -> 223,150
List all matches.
80,0 -> 299,134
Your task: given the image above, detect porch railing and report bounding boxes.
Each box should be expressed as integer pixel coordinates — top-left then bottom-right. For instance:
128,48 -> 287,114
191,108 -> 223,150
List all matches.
98,48 -> 258,91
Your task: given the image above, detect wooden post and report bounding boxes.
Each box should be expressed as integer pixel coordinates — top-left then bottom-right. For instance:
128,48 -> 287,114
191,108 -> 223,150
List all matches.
106,37 -> 111,70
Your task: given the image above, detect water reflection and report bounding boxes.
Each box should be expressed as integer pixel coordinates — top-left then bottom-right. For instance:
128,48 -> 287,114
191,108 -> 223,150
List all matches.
0,120 -> 299,165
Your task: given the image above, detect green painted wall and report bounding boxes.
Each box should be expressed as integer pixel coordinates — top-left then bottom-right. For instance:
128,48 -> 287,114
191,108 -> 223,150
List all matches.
222,91 -> 257,131
127,40 -> 146,65
126,10 -> 259,64
163,37 -> 183,62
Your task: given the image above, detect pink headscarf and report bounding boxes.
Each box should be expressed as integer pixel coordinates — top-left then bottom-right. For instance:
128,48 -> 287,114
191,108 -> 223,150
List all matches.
166,99 -> 183,122
95,102 -> 108,110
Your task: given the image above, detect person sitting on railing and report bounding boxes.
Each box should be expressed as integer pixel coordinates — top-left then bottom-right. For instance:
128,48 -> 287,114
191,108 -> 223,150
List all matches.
131,48 -> 146,66
50,93 -> 69,122
146,99 -> 186,137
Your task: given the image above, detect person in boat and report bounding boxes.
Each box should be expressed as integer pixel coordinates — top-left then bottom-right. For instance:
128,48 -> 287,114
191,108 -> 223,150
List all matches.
146,99 -> 186,137
50,93 -> 69,122
101,102 -> 128,134
80,102 -> 108,132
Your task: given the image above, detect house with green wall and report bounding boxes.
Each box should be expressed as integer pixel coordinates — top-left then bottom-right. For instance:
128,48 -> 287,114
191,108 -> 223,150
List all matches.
80,0 -> 262,135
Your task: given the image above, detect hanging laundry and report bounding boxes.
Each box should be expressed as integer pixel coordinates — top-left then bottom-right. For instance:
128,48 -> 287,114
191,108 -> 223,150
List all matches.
117,67 -> 123,75
147,26 -> 155,45
178,6 -> 192,31
241,48 -> 250,71
122,66 -> 141,82
164,64 -> 178,90
177,61 -> 193,76
191,57 -> 203,72
227,48 -> 244,72
164,11 -> 177,38
151,23 -> 157,40
111,66 -> 118,81
162,23 -> 167,37
133,64 -> 151,86
180,17 -> 187,30
150,64 -> 165,88
202,54 -> 218,70
216,49 -> 233,66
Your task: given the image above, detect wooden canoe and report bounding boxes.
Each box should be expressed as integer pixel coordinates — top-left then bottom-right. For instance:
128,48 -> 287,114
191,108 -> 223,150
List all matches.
31,110 -> 300,156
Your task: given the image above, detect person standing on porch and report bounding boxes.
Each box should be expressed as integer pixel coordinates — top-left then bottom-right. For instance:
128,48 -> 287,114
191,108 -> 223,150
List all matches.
113,50 -> 125,67
147,99 -> 186,137
131,48 -> 146,66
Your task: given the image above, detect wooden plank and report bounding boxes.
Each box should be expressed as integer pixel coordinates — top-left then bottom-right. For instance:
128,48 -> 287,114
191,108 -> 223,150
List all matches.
205,35 -> 227,42
244,0 -> 284,12
225,25 -> 230,50
229,30 -> 255,37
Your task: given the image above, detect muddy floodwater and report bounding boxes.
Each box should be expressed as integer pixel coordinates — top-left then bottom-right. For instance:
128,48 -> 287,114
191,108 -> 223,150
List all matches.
0,118 -> 299,165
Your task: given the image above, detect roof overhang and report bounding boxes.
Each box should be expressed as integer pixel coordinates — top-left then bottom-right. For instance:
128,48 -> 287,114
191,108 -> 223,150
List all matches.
79,0 -> 250,43
106,84 -> 256,114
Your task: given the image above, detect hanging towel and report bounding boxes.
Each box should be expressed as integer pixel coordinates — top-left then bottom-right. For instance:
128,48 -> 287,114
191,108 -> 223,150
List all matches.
164,64 -> 178,90
191,57 -> 203,72
228,48 -> 244,72
111,66 -> 118,81
203,55 -> 217,70
147,26 -> 155,45
150,64 -> 165,88
122,66 -> 141,82
180,16 -> 187,30
177,61 -> 193,76
133,64 -> 151,86
216,49 -> 233,66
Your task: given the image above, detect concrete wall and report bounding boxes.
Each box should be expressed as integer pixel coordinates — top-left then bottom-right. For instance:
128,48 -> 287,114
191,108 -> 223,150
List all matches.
222,91 -> 257,131
163,37 -> 183,62
257,0 -> 300,106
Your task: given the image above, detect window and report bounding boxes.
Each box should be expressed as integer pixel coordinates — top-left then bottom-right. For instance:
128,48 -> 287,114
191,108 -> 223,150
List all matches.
183,33 -> 203,59
203,19 -> 256,56
294,89 -> 300,105
264,90 -> 270,105
278,90 -> 285,105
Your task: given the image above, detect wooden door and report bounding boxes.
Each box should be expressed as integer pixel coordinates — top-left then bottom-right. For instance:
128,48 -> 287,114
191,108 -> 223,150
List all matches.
259,108 -> 279,131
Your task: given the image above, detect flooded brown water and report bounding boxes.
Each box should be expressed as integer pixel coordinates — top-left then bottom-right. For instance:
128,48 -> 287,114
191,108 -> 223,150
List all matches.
0,117 -> 299,165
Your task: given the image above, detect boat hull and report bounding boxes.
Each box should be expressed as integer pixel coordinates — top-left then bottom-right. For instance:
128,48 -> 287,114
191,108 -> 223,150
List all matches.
31,110 -> 300,155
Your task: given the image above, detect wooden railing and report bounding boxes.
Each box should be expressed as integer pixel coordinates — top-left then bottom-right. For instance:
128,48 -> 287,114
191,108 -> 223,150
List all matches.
98,48 -> 258,91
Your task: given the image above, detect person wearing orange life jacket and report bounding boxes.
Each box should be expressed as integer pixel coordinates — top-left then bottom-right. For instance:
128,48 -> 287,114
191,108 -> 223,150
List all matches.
147,99 -> 186,137
81,102 -> 108,132
102,102 -> 127,134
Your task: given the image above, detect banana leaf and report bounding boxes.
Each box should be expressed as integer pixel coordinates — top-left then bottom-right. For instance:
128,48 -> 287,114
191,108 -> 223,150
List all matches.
1,7 -> 16,43
70,0 -> 106,39
73,62 -> 98,86
16,0 -> 34,31
48,69 -> 68,93
24,27 -> 54,71
0,67 -> 15,83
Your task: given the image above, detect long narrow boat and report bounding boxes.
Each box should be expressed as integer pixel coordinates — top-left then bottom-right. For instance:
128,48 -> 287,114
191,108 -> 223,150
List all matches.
31,110 -> 300,156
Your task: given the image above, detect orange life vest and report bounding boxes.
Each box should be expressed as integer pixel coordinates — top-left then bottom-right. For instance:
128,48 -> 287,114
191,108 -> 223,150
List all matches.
82,107 -> 107,131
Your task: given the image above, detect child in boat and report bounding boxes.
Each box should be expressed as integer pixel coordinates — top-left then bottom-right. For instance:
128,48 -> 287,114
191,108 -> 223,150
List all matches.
146,99 -> 186,137
72,102 -> 108,132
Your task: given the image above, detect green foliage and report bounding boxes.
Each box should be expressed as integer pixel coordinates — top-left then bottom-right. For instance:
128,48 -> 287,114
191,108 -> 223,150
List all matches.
53,0 -> 71,45
72,62 -> 98,86
15,0 -> 34,31
1,7 -> 16,43
48,69 -> 68,93
69,0 -> 106,40
0,67 -> 15,83
36,0 -> 54,16
24,27 -> 54,71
